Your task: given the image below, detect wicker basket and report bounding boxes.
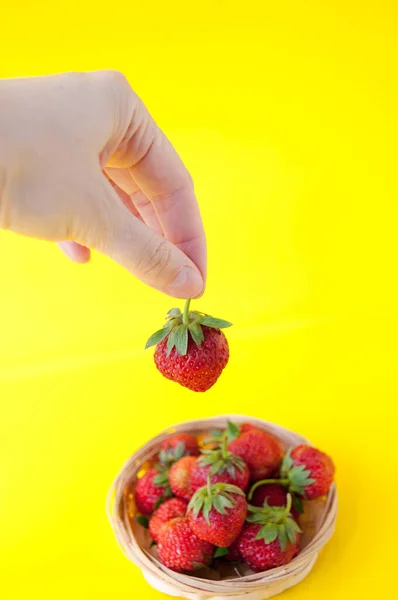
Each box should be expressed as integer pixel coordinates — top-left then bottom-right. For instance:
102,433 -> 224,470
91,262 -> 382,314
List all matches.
107,415 -> 337,600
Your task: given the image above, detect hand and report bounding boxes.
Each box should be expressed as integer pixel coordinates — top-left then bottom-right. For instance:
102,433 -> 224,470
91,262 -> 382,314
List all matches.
0,71 -> 206,298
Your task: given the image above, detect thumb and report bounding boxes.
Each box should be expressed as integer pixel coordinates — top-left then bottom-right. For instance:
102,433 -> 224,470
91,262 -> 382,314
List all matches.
78,174 -> 204,299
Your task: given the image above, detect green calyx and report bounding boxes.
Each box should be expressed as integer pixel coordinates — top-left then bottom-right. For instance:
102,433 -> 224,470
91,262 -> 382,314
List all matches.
280,448 -> 316,497
201,428 -> 224,448
226,421 -> 241,442
152,460 -> 173,505
205,421 -> 240,445
134,515 -> 149,528
145,299 -> 232,357
246,494 -> 302,551
188,480 -> 245,525
200,421 -> 241,452
248,448 -> 316,501
158,441 -> 187,469
214,547 -> 229,558
198,436 -> 246,478
152,442 -> 189,501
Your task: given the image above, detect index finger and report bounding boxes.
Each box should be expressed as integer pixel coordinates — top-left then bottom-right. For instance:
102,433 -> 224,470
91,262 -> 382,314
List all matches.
107,98 -> 207,283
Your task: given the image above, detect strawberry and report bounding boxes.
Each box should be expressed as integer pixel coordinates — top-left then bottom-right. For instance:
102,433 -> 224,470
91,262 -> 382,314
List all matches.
161,433 -> 199,456
191,441 -> 250,493
156,437 -> 198,476
169,456 -> 197,501
250,483 -> 301,520
149,498 -> 188,543
239,423 -> 258,434
251,482 -> 287,507
249,445 -> 335,501
225,538 -> 243,562
145,300 -> 231,392
227,421 -> 283,481
238,495 -> 301,572
282,445 -> 335,500
188,481 -> 247,547
134,467 -> 172,516
157,517 -> 214,572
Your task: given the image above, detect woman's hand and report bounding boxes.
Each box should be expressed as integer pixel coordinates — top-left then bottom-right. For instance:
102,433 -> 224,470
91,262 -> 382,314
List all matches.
0,71 -> 206,298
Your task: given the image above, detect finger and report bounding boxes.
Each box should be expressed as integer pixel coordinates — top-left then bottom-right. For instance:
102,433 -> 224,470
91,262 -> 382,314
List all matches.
103,169 -> 143,221
131,187 -> 164,235
58,241 -> 91,263
80,173 -> 204,298
107,98 -> 207,283
105,166 -> 162,234
56,173 -> 142,264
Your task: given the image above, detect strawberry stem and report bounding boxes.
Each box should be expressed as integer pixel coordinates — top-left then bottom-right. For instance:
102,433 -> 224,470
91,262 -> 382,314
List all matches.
221,435 -> 229,460
284,493 -> 292,516
183,299 -> 192,326
207,474 -> 212,497
248,478 -> 289,501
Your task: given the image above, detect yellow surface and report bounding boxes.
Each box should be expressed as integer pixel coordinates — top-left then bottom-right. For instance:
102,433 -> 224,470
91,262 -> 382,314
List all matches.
1,1 -> 397,598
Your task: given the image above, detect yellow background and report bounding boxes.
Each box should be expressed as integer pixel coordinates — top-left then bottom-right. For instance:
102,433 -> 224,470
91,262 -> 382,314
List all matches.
1,1 -> 397,598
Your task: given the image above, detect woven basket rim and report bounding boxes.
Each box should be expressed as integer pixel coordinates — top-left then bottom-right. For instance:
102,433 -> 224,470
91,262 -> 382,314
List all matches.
107,415 -> 338,595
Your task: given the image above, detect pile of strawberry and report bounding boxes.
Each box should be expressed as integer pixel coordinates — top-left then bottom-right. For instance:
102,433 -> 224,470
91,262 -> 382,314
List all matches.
134,422 -> 335,574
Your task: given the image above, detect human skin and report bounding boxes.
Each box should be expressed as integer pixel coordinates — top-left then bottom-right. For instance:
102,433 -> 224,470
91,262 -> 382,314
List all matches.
0,71 -> 206,298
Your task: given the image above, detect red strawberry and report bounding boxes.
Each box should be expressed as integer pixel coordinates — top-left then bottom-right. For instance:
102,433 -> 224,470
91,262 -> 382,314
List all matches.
161,433 -> 199,456
239,423 -> 258,434
238,496 -> 301,572
157,435 -> 198,474
134,467 -> 172,516
145,301 -> 232,392
238,523 -> 300,572
251,483 -> 287,507
191,442 -> 250,493
188,482 -> 247,547
169,456 -> 197,501
282,445 -> 335,500
250,483 -> 300,520
227,421 -> 283,481
157,517 -> 214,572
149,498 -> 188,543
225,538 -> 243,562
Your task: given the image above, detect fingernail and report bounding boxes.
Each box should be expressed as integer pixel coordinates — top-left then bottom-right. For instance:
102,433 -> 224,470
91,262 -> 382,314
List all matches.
167,266 -> 203,298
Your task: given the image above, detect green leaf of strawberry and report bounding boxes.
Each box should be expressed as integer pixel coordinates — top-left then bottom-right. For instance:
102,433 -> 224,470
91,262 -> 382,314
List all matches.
281,449 -> 294,474
226,421 -> 240,442
166,308 -> 182,319
174,325 -> 189,356
166,328 -> 178,356
145,299 -> 232,357
158,441 -> 189,469
285,518 -> 300,545
214,547 -> 229,558
188,481 -> 245,525
210,429 -> 223,438
134,515 -> 149,528
200,316 -> 232,329
247,494 -> 302,552
188,322 -> 205,346
280,449 -> 315,496
153,471 -> 170,487
256,522 -> 278,543
249,448 -> 317,500
291,493 -> 304,514
288,465 -> 316,496
198,446 -> 245,476
145,325 -> 173,349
